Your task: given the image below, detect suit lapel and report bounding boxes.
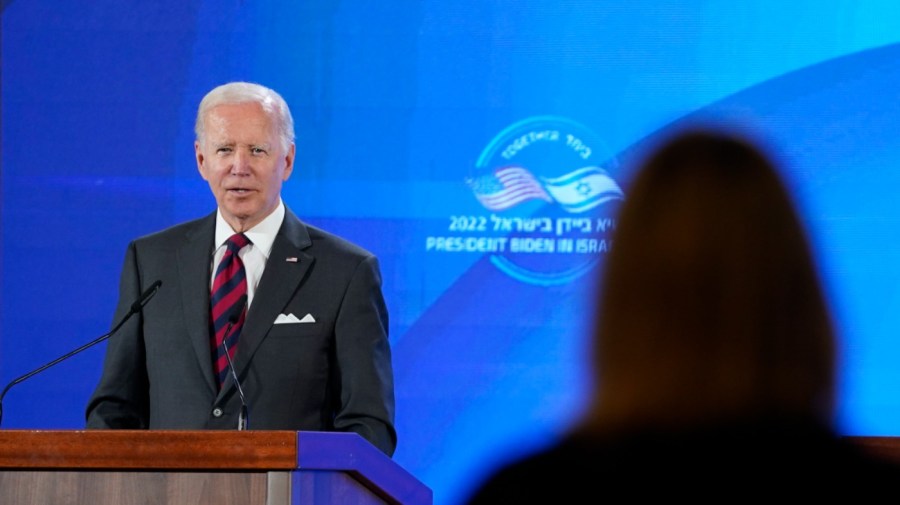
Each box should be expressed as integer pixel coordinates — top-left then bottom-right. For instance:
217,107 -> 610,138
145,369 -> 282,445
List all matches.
233,209 -> 314,380
177,213 -> 218,395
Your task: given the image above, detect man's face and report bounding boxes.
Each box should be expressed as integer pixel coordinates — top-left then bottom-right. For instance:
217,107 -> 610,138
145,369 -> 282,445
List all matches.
195,101 -> 295,231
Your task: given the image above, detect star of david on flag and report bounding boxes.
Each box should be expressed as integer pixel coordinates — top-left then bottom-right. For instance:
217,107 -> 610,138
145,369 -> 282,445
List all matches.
540,166 -> 625,213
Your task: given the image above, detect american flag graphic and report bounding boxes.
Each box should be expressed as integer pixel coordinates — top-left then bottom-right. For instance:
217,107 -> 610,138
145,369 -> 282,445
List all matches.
467,166 -> 552,211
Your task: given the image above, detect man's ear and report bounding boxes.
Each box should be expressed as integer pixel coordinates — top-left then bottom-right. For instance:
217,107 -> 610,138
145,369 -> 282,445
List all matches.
282,143 -> 296,181
195,140 -> 208,180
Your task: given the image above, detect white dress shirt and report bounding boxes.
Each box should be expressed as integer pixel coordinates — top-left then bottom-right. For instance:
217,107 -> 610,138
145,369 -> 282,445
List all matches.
210,199 -> 285,308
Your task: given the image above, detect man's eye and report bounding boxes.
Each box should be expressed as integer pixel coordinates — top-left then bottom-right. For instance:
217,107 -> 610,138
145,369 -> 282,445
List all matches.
217,147 -> 232,154
252,147 -> 267,155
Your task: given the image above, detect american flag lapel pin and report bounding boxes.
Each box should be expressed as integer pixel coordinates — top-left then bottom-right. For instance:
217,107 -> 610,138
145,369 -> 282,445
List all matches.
286,257 -> 299,263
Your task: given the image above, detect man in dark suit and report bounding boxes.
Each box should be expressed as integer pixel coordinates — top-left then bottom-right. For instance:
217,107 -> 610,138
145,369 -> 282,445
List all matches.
85,81 -> 396,456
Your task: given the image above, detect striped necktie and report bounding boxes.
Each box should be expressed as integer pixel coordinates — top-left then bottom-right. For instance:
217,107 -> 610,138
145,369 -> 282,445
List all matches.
210,233 -> 251,388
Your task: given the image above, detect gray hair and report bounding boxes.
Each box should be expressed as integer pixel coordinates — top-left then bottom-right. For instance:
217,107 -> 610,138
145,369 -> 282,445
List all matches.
194,81 -> 295,151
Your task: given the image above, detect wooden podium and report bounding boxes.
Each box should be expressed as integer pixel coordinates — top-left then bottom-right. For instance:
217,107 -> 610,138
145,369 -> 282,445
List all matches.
0,430 -> 432,505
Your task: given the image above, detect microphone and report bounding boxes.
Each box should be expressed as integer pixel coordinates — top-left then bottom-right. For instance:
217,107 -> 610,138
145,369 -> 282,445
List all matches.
221,294 -> 249,430
0,280 -> 163,427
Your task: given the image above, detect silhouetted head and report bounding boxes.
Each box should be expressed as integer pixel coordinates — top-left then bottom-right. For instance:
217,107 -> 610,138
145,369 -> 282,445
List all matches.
587,129 -> 835,431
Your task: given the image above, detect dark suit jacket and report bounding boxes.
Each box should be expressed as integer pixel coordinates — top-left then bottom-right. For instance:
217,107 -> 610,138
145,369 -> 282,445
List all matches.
85,207 -> 396,456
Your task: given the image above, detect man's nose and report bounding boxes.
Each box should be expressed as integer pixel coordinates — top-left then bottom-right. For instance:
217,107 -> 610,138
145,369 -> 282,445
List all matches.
230,150 -> 251,174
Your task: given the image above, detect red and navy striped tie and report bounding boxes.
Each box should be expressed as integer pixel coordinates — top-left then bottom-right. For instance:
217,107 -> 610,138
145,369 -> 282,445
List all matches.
210,233 -> 251,389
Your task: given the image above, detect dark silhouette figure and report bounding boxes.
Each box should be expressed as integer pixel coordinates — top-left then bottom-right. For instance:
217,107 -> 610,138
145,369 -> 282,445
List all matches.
466,129 -> 900,502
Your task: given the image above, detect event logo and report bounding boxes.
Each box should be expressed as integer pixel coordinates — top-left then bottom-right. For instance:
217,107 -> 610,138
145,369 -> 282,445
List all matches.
426,116 -> 624,286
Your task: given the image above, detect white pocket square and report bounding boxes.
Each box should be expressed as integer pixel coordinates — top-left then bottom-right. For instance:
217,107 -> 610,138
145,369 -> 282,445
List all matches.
274,313 -> 316,324
274,313 -> 302,324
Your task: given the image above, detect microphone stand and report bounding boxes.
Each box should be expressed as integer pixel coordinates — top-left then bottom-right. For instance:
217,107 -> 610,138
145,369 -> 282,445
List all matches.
0,280 -> 162,427
221,335 -> 249,431
221,294 -> 249,430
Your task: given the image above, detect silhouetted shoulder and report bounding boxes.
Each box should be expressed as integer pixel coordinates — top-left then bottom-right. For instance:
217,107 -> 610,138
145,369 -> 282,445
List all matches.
465,419 -> 900,503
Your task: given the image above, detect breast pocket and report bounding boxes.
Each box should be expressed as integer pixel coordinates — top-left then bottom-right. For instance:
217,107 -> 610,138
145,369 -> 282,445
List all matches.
253,323 -> 331,387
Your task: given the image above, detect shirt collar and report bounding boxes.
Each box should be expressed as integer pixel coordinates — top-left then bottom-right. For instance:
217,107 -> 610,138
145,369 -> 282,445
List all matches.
214,199 -> 284,260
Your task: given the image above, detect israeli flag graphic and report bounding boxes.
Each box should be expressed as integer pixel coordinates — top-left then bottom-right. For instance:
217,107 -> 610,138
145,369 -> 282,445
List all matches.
541,166 -> 624,213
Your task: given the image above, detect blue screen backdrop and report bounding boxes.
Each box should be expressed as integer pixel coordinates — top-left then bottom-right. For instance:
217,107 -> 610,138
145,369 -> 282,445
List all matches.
4,2 -> 900,504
